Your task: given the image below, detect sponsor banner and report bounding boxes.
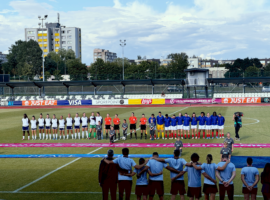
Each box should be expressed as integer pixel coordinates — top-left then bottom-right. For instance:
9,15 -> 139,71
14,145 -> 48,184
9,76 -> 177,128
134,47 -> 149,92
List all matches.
92,99 -> 128,105
165,98 -> 222,104
1,143 -> 270,148
128,99 -> 141,105
57,100 -> 92,106
22,100 -> 57,106
261,97 -> 270,103
222,97 -> 261,104
8,101 -> 22,106
152,99 -> 165,105
141,99 -> 152,104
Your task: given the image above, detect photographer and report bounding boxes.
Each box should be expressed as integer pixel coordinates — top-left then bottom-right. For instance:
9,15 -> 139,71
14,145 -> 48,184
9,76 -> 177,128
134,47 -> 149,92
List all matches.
233,112 -> 242,141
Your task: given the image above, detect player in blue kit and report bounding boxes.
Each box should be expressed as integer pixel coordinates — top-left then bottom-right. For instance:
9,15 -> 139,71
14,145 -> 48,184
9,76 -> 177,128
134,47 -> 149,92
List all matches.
211,112 -> 218,139
164,114 -> 171,140
183,113 -> 191,139
156,112 -> 165,139
205,113 -> 212,139
170,115 -> 177,139
197,112 -> 206,139
148,114 -> 156,140
176,113 -> 184,139
191,113 -> 198,139
218,113 -> 225,138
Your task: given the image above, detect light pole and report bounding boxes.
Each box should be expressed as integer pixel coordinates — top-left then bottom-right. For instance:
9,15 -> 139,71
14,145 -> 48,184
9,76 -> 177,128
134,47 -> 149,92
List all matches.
120,40 -> 126,80
38,15 -> 48,82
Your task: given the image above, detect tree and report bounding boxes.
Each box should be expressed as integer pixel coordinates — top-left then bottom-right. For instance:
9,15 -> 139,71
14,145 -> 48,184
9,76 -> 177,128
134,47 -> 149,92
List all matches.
44,56 -> 57,75
137,55 -> 142,59
21,62 -> 34,77
67,59 -> 88,80
166,53 -> 189,78
245,66 -> 260,77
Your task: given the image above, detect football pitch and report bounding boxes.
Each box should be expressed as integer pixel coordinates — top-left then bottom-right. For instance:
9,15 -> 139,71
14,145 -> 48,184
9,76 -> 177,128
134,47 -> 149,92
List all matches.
0,105 -> 269,200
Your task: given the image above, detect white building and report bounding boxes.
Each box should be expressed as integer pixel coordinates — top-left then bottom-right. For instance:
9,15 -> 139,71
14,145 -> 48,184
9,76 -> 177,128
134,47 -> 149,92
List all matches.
25,22 -> 81,59
93,49 -> 117,62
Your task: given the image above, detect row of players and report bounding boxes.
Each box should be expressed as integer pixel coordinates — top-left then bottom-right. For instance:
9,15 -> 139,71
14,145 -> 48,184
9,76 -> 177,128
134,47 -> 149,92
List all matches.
21,111 -> 225,140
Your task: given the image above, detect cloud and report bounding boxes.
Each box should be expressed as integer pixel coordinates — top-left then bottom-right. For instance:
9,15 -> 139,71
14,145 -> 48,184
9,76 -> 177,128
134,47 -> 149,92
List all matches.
1,0 -> 270,65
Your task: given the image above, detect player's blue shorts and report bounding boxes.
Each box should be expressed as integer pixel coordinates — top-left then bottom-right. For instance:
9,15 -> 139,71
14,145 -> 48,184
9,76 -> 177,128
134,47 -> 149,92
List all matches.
82,125 -> 87,128
66,126 -> 72,130
22,126 -> 29,131
46,126 -> 51,130
52,127 -> 57,130
59,128 -> 65,131
74,126 -> 80,129
31,128 -> 36,130
39,126 -> 44,129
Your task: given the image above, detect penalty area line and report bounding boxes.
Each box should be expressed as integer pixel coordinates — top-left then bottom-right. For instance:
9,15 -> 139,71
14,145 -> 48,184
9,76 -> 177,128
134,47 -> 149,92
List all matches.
12,147 -> 103,193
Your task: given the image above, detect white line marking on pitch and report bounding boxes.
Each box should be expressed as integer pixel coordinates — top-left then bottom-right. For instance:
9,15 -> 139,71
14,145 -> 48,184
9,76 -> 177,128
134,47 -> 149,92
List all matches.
224,117 -> 260,127
13,147 -> 103,193
0,191 -> 265,198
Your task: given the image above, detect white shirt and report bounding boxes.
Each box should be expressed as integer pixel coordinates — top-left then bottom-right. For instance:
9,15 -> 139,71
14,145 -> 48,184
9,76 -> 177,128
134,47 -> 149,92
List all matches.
30,120 -> 37,129
81,116 -> 88,126
59,119 -> 65,128
45,118 -> 51,126
96,116 -> 103,125
89,116 -> 96,125
52,118 -> 58,128
74,117 -> 81,126
38,118 -> 44,126
66,117 -> 73,126
22,118 -> 29,127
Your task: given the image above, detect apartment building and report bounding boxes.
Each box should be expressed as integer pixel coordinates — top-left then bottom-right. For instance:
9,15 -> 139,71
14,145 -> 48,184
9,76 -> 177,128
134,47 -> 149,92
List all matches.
0,52 -> 7,63
25,22 -> 81,59
93,49 -> 117,62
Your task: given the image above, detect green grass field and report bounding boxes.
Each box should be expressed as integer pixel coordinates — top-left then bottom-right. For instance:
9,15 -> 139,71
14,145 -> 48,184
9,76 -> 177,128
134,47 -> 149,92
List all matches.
0,105 -> 269,200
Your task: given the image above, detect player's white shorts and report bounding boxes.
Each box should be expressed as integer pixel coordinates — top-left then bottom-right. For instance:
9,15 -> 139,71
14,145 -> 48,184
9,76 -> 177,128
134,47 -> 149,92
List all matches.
212,125 -> 218,129
177,125 -> 183,130
165,126 -> 171,131
191,125 -> 197,129
205,125 -> 212,130
171,126 -> 177,130
218,125 -> 224,130
199,125 -> 205,130
183,126 -> 190,130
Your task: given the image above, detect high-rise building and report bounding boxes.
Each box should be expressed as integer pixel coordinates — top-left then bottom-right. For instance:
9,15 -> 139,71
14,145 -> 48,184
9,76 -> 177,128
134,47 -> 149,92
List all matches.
25,19 -> 81,59
93,49 -> 117,62
0,52 -> 8,63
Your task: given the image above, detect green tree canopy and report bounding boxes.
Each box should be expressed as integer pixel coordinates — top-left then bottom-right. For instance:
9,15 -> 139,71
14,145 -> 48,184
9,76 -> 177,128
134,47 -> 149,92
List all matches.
68,59 -> 88,80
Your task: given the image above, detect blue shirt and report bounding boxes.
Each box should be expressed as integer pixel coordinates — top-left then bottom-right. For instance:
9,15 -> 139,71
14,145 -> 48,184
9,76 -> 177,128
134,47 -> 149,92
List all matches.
146,159 -> 167,181
205,116 -> 212,125
157,115 -> 164,125
171,118 -> 177,126
176,116 -> 184,125
148,117 -> 156,126
183,116 -> 191,126
217,162 -> 236,184
165,158 -> 187,180
134,167 -> 148,185
218,116 -> 225,126
113,156 -> 137,181
191,117 -> 198,125
164,117 -> 171,127
211,115 -> 218,125
197,116 -> 206,125
201,163 -> 218,185
241,167 -> 259,188
184,165 -> 203,187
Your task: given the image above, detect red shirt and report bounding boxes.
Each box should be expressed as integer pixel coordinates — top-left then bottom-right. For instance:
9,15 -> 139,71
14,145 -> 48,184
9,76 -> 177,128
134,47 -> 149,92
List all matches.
140,117 -> 147,125
113,118 -> 120,125
105,117 -> 112,125
129,116 -> 137,124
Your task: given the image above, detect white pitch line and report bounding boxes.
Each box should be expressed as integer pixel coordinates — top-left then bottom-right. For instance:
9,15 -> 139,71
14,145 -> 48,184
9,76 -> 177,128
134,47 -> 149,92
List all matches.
0,191 -> 265,198
13,147 -> 103,193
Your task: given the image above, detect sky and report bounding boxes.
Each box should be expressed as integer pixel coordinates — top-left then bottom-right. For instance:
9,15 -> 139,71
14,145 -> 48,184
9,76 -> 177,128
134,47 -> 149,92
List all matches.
1,0 -> 270,65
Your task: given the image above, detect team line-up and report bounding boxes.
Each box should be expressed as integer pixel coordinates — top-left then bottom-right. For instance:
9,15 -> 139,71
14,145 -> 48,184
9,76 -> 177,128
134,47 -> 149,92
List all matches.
21,111 -> 226,141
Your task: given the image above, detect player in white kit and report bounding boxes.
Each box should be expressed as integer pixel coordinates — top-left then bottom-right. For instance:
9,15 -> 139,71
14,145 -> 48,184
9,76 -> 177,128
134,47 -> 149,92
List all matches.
66,113 -> 74,139
38,113 -> 45,140
96,112 -> 103,139
89,112 -> 96,139
45,114 -> 52,140
58,115 -> 65,139
22,114 -> 30,140
51,114 -> 58,140
74,113 -> 81,139
81,112 -> 89,139
30,116 -> 37,140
